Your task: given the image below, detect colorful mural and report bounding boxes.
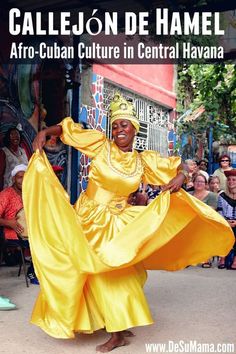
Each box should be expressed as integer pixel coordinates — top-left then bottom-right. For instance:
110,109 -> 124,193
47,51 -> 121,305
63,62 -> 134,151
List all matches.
79,73 -> 107,192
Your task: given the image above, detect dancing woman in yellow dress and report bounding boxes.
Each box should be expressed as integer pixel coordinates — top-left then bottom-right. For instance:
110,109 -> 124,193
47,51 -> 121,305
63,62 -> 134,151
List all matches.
23,93 -> 234,352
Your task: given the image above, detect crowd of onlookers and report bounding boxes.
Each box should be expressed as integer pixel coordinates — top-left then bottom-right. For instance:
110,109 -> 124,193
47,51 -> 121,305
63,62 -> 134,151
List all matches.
0,127 -> 39,309
136,154 -> 236,271
183,155 -> 236,270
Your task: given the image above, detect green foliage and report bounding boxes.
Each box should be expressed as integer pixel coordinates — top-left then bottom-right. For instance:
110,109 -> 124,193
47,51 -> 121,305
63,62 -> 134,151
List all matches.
176,63 -> 236,143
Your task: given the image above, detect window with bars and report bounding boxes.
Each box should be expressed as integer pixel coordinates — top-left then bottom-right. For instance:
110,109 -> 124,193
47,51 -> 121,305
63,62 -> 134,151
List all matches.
104,82 -> 170,155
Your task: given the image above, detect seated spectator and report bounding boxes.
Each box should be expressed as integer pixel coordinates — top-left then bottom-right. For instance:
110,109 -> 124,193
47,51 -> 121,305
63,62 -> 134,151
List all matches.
217,169 -> 236,270
189,173 -> 218,268
0,127 -> 28,191
0,164 -> 38,284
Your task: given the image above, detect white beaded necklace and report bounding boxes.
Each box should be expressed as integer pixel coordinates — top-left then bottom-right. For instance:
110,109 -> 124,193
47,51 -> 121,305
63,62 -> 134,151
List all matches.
107,142 -> 142,178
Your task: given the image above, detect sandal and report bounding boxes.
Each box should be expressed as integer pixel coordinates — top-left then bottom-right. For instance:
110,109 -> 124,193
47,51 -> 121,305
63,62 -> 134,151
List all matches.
218,263 -> 226,269
228,264 -> 236,270
202,262 -> 212,268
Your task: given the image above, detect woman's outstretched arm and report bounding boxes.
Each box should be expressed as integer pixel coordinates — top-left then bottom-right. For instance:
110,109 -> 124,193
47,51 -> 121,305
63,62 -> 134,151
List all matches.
161,163 -> 189,193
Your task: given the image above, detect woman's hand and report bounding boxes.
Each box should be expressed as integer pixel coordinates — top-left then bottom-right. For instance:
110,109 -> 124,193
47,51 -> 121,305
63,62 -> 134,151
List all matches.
33,130 -> 47,152
32,125 -> 62,152
161,173 -> 186,193
128,191 -> 148,205
6,218 -> 24,234
228,220 -> 236,228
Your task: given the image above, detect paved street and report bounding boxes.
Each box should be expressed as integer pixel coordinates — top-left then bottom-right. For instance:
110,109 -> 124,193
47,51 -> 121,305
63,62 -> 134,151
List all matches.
0,263 -> 235,354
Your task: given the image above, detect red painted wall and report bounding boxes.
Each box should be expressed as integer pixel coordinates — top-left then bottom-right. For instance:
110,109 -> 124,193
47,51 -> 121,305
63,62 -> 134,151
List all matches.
93,64 -> 176,109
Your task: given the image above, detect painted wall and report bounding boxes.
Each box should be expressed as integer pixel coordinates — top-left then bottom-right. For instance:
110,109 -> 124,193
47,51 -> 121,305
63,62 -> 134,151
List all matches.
79,73 -> 107,192
93,64 -> 176,109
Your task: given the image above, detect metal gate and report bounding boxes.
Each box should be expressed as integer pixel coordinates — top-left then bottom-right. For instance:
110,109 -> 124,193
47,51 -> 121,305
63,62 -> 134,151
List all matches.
103,82 -> 169,156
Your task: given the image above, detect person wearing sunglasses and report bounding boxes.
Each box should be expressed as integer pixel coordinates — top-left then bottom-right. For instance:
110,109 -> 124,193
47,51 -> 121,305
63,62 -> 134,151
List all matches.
212,154 -> 232,192
198,160 -> 209,180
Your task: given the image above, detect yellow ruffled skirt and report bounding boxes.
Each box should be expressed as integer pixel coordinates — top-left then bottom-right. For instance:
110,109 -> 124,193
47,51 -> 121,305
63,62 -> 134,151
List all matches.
23,152 -> 234,338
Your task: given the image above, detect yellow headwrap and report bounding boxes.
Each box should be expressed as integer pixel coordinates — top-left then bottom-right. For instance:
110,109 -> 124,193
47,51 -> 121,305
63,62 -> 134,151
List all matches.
109,92 -> 140,132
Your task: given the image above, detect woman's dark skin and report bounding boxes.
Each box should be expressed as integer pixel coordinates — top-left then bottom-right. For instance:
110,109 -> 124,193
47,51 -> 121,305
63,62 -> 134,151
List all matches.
0,171 -> 25,235
111,119 -> 136,152
0,129 -> 23,190
33,119 -> 186,193
32,119 -> 186,352
33,125 -> 62,152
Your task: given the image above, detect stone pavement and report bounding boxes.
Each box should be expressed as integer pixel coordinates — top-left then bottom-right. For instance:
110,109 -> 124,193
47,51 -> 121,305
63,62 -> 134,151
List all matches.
0,263 -> 235,354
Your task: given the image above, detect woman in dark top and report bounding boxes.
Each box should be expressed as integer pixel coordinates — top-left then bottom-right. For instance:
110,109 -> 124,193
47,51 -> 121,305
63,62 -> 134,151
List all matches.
217,169 -> 236,269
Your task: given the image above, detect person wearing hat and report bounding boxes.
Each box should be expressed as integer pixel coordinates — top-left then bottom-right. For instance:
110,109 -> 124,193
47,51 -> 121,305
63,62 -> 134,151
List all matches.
0,164 -> 27,239
0,127 -> 28,191
0,164 -> 38,285
24,93 -> 234,352
212,154 -> 232,191
217,169 -> 236,269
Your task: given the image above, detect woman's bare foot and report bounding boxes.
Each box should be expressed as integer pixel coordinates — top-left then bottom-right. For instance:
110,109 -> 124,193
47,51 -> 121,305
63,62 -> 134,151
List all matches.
122,330 -> 135,337
96,332 -> 128,352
